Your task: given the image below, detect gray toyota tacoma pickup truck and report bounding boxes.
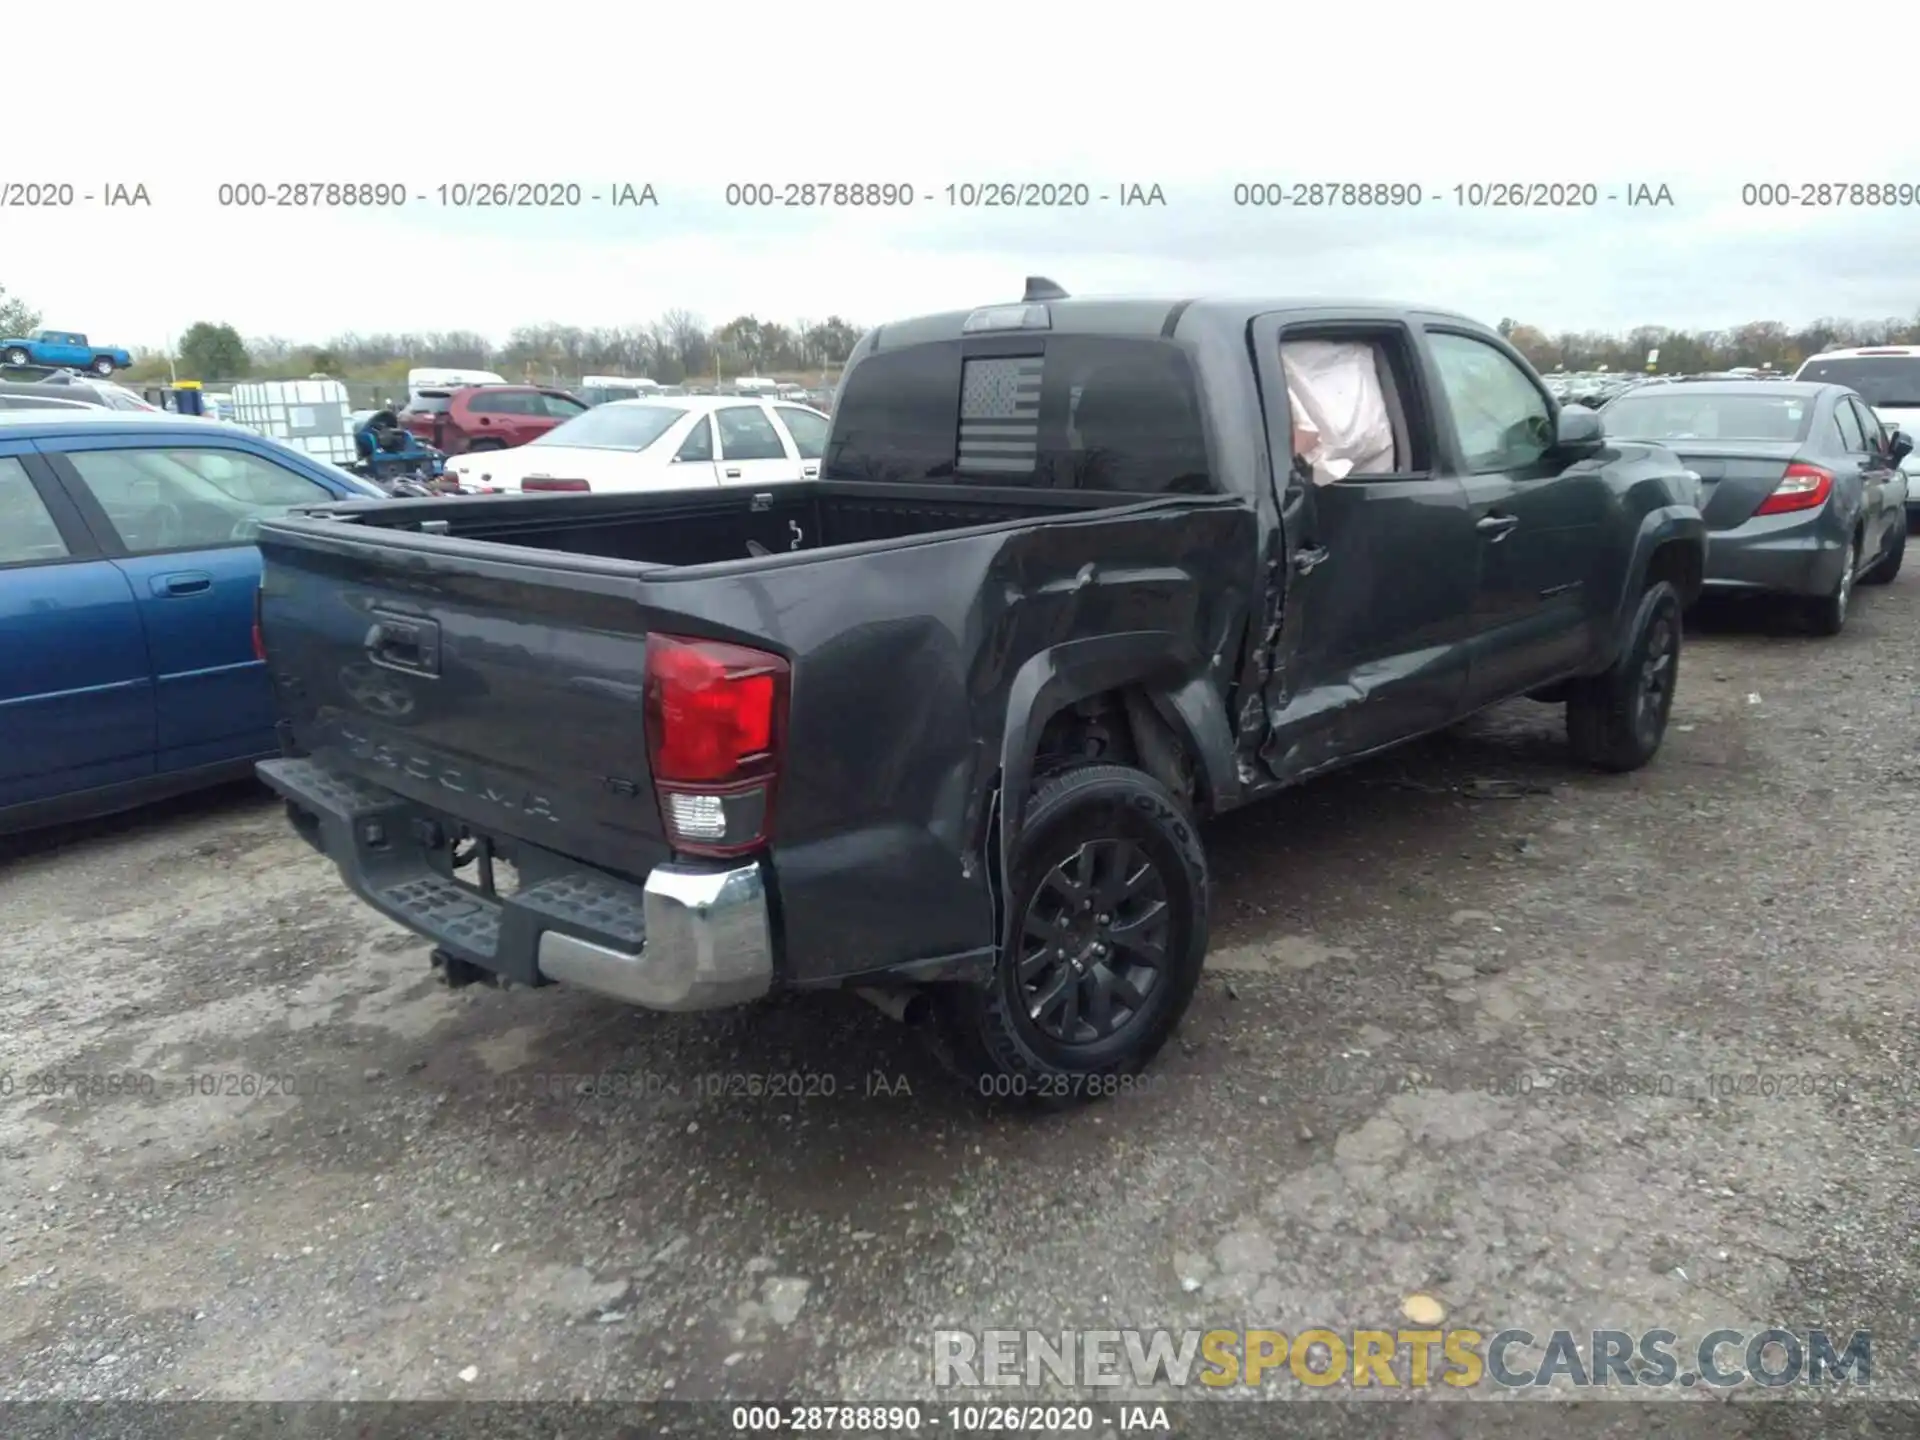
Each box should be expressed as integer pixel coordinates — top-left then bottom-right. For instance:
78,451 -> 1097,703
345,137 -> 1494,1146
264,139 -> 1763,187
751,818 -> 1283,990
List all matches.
253,281 -> 1706,1101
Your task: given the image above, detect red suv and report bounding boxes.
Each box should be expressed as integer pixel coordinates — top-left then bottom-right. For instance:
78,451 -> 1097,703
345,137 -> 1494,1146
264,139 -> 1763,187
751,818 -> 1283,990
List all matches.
401,385 -> 589,455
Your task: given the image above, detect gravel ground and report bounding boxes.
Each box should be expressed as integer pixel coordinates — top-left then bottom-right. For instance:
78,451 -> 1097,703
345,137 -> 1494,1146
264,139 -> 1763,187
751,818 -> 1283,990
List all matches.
2,571 -> 1917,1419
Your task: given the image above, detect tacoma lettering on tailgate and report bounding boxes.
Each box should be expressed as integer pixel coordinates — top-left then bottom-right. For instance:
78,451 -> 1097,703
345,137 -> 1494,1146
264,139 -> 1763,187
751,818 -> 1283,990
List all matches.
337,726 -> 559,823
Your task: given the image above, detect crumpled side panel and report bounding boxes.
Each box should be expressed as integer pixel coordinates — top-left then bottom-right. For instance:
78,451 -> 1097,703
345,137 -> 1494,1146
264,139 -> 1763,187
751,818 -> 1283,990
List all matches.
1282,340 -> 1396,484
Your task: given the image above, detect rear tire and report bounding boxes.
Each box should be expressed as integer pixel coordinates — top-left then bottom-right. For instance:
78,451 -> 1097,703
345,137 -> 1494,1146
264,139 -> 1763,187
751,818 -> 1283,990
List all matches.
1567,580 -> 1681,773
1805,533 -> 1860,635
930,765 -> 1208,1108
1860,521 -> 1904,586
91,356 -> 115,376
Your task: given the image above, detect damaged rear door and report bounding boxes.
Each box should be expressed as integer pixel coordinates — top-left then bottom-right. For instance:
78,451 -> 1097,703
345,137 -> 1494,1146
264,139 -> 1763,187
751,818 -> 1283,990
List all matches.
1248,311 -> 1478,773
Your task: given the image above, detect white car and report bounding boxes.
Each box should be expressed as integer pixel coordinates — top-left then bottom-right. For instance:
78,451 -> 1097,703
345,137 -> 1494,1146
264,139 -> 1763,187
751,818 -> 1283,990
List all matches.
1794,346 -> 1920,521
445,395 -> 831,494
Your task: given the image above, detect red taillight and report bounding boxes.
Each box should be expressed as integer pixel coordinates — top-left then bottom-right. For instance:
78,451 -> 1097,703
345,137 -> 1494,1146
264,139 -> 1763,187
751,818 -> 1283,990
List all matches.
252,585 -> 266,661
1755,463 -> 1832,516
522,478 -> 591,492
644,634 -> 790,857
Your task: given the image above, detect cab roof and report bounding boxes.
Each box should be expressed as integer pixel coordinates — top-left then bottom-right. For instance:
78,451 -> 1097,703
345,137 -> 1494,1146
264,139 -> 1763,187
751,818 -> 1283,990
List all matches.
868,293 -> 1490,350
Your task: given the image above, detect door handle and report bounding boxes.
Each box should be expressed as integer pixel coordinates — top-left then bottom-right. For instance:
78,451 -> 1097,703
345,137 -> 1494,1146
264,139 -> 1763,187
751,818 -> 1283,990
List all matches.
365,614 -> 440,675
152,571 -> 212,597
724,467 -> 742,479
801,464 -> 819,478
1292,545 -> 1330,574
1477,513 -> 1520,540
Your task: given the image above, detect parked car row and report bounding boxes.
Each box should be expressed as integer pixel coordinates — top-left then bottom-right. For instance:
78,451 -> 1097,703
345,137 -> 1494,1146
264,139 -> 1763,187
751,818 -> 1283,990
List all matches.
1545,371 -> 1647,407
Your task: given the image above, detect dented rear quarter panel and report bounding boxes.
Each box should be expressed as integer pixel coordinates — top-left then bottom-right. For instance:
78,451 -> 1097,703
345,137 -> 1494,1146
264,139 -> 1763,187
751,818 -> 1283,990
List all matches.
634,498 -> 1256,986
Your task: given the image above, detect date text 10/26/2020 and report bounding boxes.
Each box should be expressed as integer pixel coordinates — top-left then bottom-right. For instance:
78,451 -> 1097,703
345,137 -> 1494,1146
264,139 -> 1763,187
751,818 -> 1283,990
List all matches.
11,177 -> 1920,211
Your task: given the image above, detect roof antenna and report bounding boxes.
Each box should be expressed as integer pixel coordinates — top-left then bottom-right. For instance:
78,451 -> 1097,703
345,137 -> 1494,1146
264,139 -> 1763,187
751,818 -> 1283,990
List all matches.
1023,276 -> 1069,302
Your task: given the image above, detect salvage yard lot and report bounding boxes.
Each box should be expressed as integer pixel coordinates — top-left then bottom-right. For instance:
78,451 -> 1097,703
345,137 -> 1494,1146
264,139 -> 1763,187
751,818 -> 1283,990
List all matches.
1,580 -> 1916,1405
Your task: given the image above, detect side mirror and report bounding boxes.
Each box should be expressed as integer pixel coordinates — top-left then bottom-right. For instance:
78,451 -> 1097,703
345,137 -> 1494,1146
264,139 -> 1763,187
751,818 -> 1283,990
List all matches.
1555,405 -> 1605,454
1888,428 -> 1914,467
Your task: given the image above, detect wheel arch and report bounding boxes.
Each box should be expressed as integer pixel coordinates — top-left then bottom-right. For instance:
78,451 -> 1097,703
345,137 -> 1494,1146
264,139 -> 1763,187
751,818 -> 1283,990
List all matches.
992,634 -> 1237,936
1605,508 -> 1704,664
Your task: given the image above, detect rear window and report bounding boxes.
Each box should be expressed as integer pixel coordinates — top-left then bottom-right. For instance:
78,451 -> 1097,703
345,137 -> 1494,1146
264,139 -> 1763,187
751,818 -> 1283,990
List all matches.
1601,391 -> 1814,443
405,391 -> 453,414
532,403 -> 686,450
1793,357 -> 1920,408
824,336 -> 1211,492
467,390 -> 531,415
583,385 -> 644,405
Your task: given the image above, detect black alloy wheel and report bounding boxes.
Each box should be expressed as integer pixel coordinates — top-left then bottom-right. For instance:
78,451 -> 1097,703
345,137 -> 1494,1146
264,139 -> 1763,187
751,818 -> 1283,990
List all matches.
1632,606 -> 1677,753
1566,579 -> 1683,772
1017,837 -> 1170,1046
928,763 -> 1209,1103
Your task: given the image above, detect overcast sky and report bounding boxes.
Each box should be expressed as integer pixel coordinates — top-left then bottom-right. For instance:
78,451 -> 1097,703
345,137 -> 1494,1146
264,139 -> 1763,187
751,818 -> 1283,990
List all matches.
11,1 -> 1917,350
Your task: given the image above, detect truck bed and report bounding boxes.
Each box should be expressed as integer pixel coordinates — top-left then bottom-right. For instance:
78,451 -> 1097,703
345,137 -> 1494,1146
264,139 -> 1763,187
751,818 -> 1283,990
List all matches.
299,481 -> 1138,572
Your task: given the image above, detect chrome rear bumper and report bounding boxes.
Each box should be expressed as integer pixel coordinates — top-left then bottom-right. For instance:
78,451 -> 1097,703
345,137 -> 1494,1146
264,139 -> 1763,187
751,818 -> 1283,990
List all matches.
257,757 -> 774,1013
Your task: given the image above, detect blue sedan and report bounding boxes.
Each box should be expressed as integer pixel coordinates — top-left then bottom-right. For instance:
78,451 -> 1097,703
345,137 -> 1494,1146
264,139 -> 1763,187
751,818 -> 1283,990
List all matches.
0,409 -> 384,834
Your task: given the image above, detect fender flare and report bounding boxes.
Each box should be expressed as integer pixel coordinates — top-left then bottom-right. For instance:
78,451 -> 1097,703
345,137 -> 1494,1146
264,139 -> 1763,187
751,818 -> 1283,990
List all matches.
994,631 -> 1239,880
1607,505 -> 1705,663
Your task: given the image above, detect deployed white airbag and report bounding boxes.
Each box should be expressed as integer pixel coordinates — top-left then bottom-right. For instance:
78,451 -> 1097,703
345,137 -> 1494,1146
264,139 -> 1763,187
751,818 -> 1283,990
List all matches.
1282,340 -> 1396,484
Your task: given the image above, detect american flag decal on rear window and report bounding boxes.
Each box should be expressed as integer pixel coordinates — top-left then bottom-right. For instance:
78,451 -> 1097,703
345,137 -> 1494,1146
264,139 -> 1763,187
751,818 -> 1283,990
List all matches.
958,355 -> 1043,473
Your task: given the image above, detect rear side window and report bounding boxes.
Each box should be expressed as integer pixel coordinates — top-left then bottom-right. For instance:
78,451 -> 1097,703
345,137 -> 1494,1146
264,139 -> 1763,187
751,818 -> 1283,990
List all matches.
0,458 -> 70,565
467,390 -> 529,415
66,447 -> 333,552
1847,397 -> 1886,451
1834,398 -> 1868,452
824,336 -> 1211,492
714,405 -> 788,461
676,415 -> 714,462
774,405 -> 829,460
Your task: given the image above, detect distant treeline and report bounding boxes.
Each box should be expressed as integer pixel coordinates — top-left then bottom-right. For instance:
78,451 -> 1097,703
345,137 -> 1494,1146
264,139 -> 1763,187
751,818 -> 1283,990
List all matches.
123,314 -> 869,386
1497,313 -> 1920,375
8,276 -> 1916,384
212,309 -> 1920,385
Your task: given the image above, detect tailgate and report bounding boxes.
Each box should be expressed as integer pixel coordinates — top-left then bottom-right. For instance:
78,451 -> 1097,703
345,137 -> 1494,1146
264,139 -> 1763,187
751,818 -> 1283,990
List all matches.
256,521 -> 669,877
